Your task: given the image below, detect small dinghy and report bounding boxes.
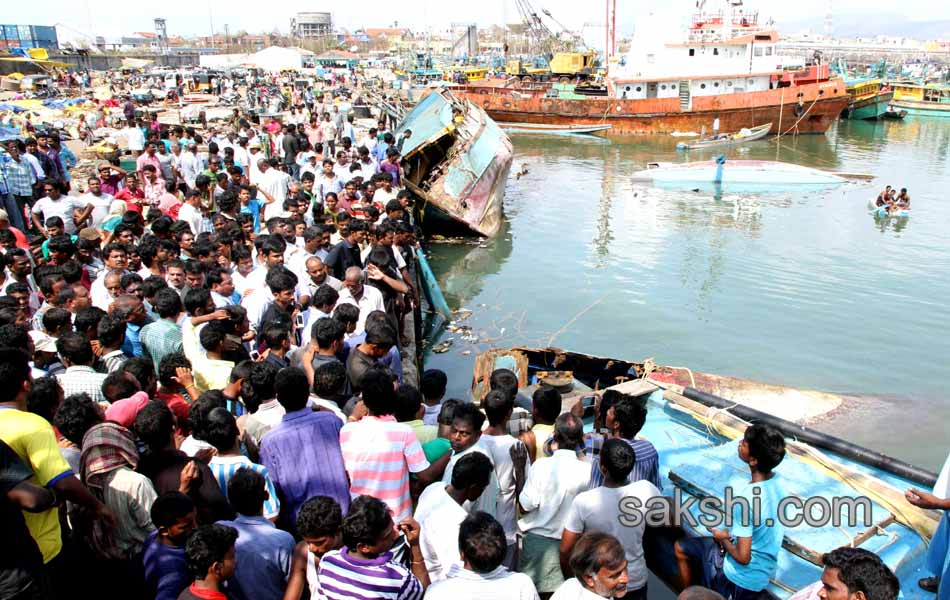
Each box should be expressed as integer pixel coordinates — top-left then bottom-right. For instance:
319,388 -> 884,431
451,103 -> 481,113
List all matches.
675,122 -> 771,150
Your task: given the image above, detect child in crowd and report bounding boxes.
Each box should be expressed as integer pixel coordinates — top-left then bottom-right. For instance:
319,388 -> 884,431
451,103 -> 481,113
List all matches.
284,496 -> 344,600
178,524 -> 239,600
420,368 -> 447,426
143,492 -> 198,600
675,424 -> 788,599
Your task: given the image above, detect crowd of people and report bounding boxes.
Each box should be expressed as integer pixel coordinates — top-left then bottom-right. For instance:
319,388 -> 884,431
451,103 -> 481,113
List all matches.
0,70 -> 918,600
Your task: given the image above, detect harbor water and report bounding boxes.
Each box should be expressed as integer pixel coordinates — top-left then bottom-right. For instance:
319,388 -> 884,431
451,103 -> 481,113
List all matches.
421,117 -> 950,471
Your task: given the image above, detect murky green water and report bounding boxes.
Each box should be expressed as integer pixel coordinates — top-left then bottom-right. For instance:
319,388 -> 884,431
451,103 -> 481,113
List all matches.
421,117 -> 950,471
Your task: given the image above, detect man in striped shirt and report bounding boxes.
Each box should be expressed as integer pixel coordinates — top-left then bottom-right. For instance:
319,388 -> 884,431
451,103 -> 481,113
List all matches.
205,407 -> 280,520
586,394 -> 661,492
318,495 -> 428,600
339,366 -> 450,523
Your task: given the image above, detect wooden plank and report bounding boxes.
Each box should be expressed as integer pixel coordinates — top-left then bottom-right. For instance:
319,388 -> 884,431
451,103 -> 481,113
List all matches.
610,379 -> 658,398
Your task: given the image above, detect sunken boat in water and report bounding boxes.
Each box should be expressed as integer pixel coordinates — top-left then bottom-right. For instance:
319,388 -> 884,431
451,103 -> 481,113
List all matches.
396,89 -> 513,238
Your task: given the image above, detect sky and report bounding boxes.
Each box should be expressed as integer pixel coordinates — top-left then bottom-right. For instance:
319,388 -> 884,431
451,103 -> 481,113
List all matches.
7,0 -> 945,39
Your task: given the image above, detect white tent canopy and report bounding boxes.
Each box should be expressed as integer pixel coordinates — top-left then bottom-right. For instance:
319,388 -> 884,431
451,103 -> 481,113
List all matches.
199,46 -> 314,71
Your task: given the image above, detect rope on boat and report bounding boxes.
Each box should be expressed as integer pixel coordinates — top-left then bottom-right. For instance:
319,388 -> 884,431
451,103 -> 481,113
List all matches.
775,93 -> 821,139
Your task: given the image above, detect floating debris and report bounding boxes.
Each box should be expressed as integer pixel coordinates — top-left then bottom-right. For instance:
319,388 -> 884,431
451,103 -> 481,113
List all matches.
432,339 -> 454,353
446,324 -> 472,334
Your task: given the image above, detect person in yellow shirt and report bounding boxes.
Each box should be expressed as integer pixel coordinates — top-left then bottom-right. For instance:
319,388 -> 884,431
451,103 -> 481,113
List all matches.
194,321 -> 235,393
0,348 -> 114,570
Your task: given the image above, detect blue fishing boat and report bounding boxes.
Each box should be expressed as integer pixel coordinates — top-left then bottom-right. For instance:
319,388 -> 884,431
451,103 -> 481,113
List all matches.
472,347 -> 939,599
397,89 -> 513,238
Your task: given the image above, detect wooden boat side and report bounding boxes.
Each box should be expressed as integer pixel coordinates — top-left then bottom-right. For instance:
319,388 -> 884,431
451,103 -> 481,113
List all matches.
676,122 -> 772,149
473,346 -> 848,424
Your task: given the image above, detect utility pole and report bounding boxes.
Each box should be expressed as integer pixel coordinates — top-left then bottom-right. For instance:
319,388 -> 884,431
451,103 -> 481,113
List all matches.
209,0 -> 215,48
224,23 -> 230,50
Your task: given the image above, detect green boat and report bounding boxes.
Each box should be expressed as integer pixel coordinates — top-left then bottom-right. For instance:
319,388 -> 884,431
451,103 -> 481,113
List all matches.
842,79 -> 894,120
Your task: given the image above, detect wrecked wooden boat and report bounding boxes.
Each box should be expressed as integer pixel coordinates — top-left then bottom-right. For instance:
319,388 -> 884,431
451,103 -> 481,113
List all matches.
472,346 -> 939,598
397,89 -> 513,238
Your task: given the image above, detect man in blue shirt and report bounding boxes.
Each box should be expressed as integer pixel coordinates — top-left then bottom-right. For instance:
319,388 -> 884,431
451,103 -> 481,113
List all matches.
216,468 -> 295,600
674,424 -> 787,599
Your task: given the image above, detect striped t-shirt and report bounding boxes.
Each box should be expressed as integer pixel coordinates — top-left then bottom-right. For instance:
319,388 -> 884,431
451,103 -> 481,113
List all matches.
208,455 -> 281,519
339,416 -> 430,522
318,547 -> 422,600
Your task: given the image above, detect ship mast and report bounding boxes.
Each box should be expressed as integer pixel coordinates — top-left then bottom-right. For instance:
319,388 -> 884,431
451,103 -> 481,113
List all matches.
605,0 -> 616,74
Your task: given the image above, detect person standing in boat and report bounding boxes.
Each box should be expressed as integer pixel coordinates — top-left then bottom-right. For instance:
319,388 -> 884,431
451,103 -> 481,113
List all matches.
905,450 -> 950,596
674,424 -> 787,600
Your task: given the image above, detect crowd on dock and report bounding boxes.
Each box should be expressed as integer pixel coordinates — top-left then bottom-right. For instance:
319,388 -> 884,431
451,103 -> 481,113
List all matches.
0,68 -> 940,600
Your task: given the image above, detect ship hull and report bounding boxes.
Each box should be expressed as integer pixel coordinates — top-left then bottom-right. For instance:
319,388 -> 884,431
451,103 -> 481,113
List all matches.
844,90 -> 895,120
449,81 -> 848,136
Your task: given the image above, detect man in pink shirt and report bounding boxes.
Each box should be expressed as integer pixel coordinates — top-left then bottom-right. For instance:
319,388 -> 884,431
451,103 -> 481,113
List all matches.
135,142 -> 163,185
141,165 -> 165,209
339,366 -> 450,522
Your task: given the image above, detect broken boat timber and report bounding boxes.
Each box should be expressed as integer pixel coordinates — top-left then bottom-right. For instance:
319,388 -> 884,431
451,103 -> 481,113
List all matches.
472,346 -> 939,599
397,89 -> 513,238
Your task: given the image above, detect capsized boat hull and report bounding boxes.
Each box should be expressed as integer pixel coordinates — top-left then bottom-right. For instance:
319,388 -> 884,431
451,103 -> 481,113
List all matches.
397,89 -> 513,238
631,159 -> 846,189
472,346 -> 938,599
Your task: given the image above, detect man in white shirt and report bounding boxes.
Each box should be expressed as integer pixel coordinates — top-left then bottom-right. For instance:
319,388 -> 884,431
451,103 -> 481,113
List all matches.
247,143 -> 265,184
178,142 -> 202,189
337,267 -> 385,336
232,138 -> 250,171
560,439 -> 661,599
177,190 -> 203,236
423,514 -> 539,600
481,390 -> 530,569
550,533 -> 630,600
517,413 -> 591,596
80,176 -> 114,229
123,120 -> 145,156
441,404 -> 500,520
257,159 -> 290,221
415,452 -> 493,582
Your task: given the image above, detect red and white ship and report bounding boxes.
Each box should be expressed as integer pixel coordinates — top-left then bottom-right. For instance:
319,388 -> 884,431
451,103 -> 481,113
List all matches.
449,0 -> 849,136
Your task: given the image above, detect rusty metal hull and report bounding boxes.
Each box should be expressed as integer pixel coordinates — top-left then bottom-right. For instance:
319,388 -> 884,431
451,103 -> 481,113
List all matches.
397,90 -> 513,238
450,81 -> 849,136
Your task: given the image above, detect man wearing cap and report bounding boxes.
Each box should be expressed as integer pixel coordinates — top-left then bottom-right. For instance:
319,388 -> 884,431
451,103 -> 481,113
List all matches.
248,141 -> 264,185
300,152 -> 320,180
178,142 -> 202,190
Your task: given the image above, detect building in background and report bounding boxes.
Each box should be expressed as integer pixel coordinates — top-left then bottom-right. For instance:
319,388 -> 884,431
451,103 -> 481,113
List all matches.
292,12 -> 333,38
0,24 -> 58,51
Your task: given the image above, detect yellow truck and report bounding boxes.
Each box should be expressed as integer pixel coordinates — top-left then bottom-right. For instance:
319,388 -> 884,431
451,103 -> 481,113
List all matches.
505,52 -> 597,83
